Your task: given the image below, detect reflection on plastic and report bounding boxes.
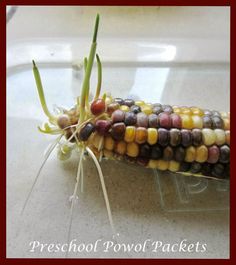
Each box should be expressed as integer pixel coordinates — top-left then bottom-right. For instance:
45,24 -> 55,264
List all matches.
154,170 -> 229,212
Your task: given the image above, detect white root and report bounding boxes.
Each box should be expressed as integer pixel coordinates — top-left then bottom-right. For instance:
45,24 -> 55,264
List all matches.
21,135 -> 63,215
86,146 -> 116,235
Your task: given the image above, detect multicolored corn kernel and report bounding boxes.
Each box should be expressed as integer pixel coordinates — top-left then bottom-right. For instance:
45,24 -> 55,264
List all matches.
135,100 -> 145,107
202,115 -> 212,128
92,132 -> 103,149
157,128 -> 169,147
141,104 -> 153,115
157,160 -> 169,171
202,128 -> 216,146
158,113 -> 171,129
191,115 -> 203,129
139,144 -> 151,158
170,113 -> 182,129
111,109 -> 125,123
114,98 -> 124,105
120,105 -> 130,112
181,129 -> 192,147
95,120 -> 111,135
130,105 -> 141,114
219,145 -> 230,163
135,127 -> 148,144
163,146 -> 174,161
162,105 -> 173,114
223,118 -> 230,130
192,129 -> 202,146
190,162 -> 202,173
104,135 -> 115,151
212,110 -> 221,117
137,157 -> 149,167
79,122 -> 95,141
114,140 -> 127,155
185,146 -> 196,162
174,146 -> 186,162
225,130 -> 230,145
190,107 -> 204,116
179,162 -> 191,172
203,109 -> 212,116
169,128 -> 181,147
214,129 -> 226,146
180,114 -> 193,129
123,99 -> 135,107
90,99 -> 105,116
207,145 -> 220,164
201,163 -> 212,176
147,128 -> 158,145
152,105 -> 163,115
151,145 -> 163,159
137,112 -> 148,128
124,111 -> 137,126
195,145 -> 208,163
148,114 -> 159,128
124,126 -> 136,142
181,107 -> 192,115
110,122 -> 126,140
173,107 -> 181,114
107,102 -> 120,116
57,114 -> 70,129
126,142 -> 139,157
148,159 -> 159,169
168,160 -> 180,172
211,115 -> 224,129
212,163 -> 225,178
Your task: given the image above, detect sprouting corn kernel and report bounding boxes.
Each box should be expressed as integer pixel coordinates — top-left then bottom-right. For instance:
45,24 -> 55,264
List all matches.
135,100 -> 145,106
141,104 -> 153,115
191,115 -> 203,129
120,105 -> 130,112
223,118 -> 230,130
115,141 -> 127,155
103,149 -> 113,158
168,160 -> 180,172
124,126 -> 136,143
180,114 -> 193,129
185,146 -> 196,162
195,145 -> 208,163
157,160 -> 169,171
147,128 -> 158,145
104,136 -> 115,151
202,128 -> 216,146
135,127 -> 148,144
126,142 -> 139,157
148,159 -> 159,169
214,129 -> 226,146
181,107 -> 192,115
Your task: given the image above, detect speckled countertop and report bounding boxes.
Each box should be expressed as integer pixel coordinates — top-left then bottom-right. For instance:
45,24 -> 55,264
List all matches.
7,6 -> 230,258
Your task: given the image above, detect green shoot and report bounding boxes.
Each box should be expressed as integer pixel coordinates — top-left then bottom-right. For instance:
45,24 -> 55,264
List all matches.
94,54 -> 102,100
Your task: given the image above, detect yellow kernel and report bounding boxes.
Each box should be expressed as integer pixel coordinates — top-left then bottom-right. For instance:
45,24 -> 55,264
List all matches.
220,111 -> 229,119
120,105 -> 130,112
126,142 -> 139,157
157,160 -> 169,171
168,160 -> 180,172
191,115 -> 203,129
92,133 -> 103,149
124,126 -> 136,143
135,127 -> 148,144
223,118 -> 230,130
214,129 -> 226,146
104,136 -> 115,151
202,128 -> 216,146
185,146 -> 196,162
103,149 -> 113,158
105,96 -> 113,105
141,105 -> 153,115
148,159 -> 159,169
181,107 -> 192,115
135,100 -> 145,106
190,107 -> 204,116
147,128 -> 158,145
173,107 -> 181,114
115,141 -> 127,155
225,130 -> 230,145
195,145 -> 208,163
180,114 -> 193,129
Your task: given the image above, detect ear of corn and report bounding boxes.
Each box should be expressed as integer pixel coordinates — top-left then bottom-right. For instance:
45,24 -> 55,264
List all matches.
81,99 -> 230,180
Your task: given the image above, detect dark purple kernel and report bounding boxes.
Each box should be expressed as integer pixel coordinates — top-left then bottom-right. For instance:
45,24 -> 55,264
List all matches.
114,98 -> 124,105
137,112 -> 148,128
174,146 -> 186,162
139,144 -> 151,158
202,163 -> 212,176
192,129 -> 202,146
190,162 -> 202,174
219,145 -> 230,163
151,145 -> 163,159
207,145 -> 220,163
123,99 -> 135,107
212,116 -> 224,129
79,122 -> 95,141
158,113 -> 171,129
162,105 -> 173,114
130,105 -> 141,114
124,112 -> 137,126
158,128 -> 169,147
137,157 -> 149,167
212,163 -> 225,178
202,116 -> 213,128
110,122 -> 126,140
152,105 -> 163,115
163,146 -> 174,161
169,128 -> 181,146
111,109 -> 125,123
95,120 -> 112,135
181,129 -> 192,147
179,162 -> 191,172
148,114 -> 159,128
